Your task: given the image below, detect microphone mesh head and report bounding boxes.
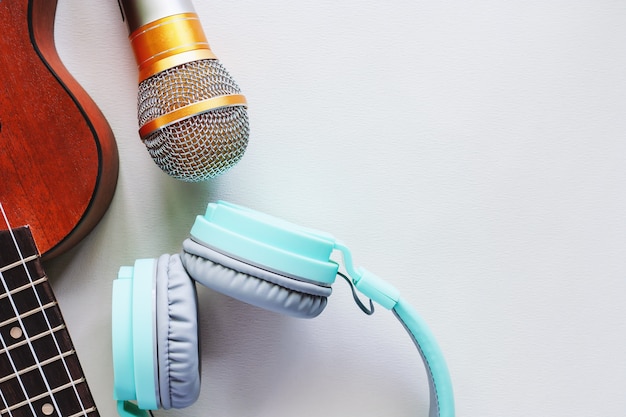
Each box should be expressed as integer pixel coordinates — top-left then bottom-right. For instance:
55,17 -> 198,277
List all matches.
137,59 -> 249,182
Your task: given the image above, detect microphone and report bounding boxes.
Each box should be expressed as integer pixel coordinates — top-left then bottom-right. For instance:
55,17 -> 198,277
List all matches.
118,0 -> 249,182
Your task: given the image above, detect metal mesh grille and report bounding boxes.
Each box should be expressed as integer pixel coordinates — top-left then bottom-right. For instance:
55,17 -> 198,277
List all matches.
137,59 -> 249,181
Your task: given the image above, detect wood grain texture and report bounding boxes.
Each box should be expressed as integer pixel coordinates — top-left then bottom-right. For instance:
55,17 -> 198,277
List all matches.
0,0 -> 118,260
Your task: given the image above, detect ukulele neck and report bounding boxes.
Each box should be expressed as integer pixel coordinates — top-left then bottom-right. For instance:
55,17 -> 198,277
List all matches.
0,226 -> 99,417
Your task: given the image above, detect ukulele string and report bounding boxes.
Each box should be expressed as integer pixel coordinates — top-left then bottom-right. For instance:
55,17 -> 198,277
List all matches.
0,203 -> 42,416
0,309 -> 22,417
0,204 -> 89,417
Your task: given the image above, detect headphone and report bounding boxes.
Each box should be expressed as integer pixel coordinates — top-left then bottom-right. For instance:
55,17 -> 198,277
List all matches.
111,200 -> 455,417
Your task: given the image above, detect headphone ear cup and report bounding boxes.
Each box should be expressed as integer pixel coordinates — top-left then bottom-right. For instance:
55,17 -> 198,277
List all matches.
155,254 -> 201,409
180,238 -> 332,318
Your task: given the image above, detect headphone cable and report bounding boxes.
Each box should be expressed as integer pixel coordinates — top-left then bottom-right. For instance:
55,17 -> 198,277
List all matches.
337,271 -> 375,315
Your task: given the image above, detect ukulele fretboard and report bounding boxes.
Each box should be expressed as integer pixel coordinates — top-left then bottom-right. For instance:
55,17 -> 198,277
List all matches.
0,226 -> 99,417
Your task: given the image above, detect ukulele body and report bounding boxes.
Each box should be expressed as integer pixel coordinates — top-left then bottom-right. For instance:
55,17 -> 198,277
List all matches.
0,0 -> 119,260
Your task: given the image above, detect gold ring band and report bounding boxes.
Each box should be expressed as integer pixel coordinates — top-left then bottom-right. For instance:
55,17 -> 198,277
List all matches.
139,94 -> 248,139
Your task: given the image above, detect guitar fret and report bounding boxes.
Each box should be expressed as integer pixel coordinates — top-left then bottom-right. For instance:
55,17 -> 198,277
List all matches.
0,263 -> 44,296
0,377 -> 86,414
0,277 -> 47,301
0,302 -> 57,328
67,407 -> 97,417
0,280 -> 56,329
0,349 -> 75,384
0,255 -> 38,274
0,325 -> 65,356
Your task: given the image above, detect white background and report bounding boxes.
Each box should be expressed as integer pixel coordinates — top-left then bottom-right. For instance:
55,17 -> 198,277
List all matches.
46,1 -> 626,416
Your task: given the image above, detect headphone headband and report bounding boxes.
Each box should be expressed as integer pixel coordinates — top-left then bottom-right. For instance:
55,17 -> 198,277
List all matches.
342,261 -> 454,417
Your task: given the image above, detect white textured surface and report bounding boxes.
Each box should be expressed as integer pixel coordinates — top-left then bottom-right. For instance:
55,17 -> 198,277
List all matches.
47,1 -> 626,416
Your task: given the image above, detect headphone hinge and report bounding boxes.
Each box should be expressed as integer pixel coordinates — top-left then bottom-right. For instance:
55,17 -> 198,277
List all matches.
353,268 -> 400,310
334,242 -> 400,310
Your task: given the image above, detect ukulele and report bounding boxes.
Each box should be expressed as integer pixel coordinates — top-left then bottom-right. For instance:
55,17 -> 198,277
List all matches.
0,221 -> 99,416
0,0 -> 119,260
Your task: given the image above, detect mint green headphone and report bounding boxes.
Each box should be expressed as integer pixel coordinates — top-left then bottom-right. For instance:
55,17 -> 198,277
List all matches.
112,200 -> 455,417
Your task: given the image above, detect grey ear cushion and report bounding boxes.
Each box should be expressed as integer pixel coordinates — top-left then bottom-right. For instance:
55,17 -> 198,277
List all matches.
180,238 -> 332,319
155,253 -> 201,409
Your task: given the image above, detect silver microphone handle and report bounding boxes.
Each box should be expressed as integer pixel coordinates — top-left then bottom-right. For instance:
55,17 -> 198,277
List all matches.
118,0 -> 196,33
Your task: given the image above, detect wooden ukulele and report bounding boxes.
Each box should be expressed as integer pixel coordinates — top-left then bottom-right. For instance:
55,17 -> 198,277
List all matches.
0,223 -> 99,417
0,0 -> 119,260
